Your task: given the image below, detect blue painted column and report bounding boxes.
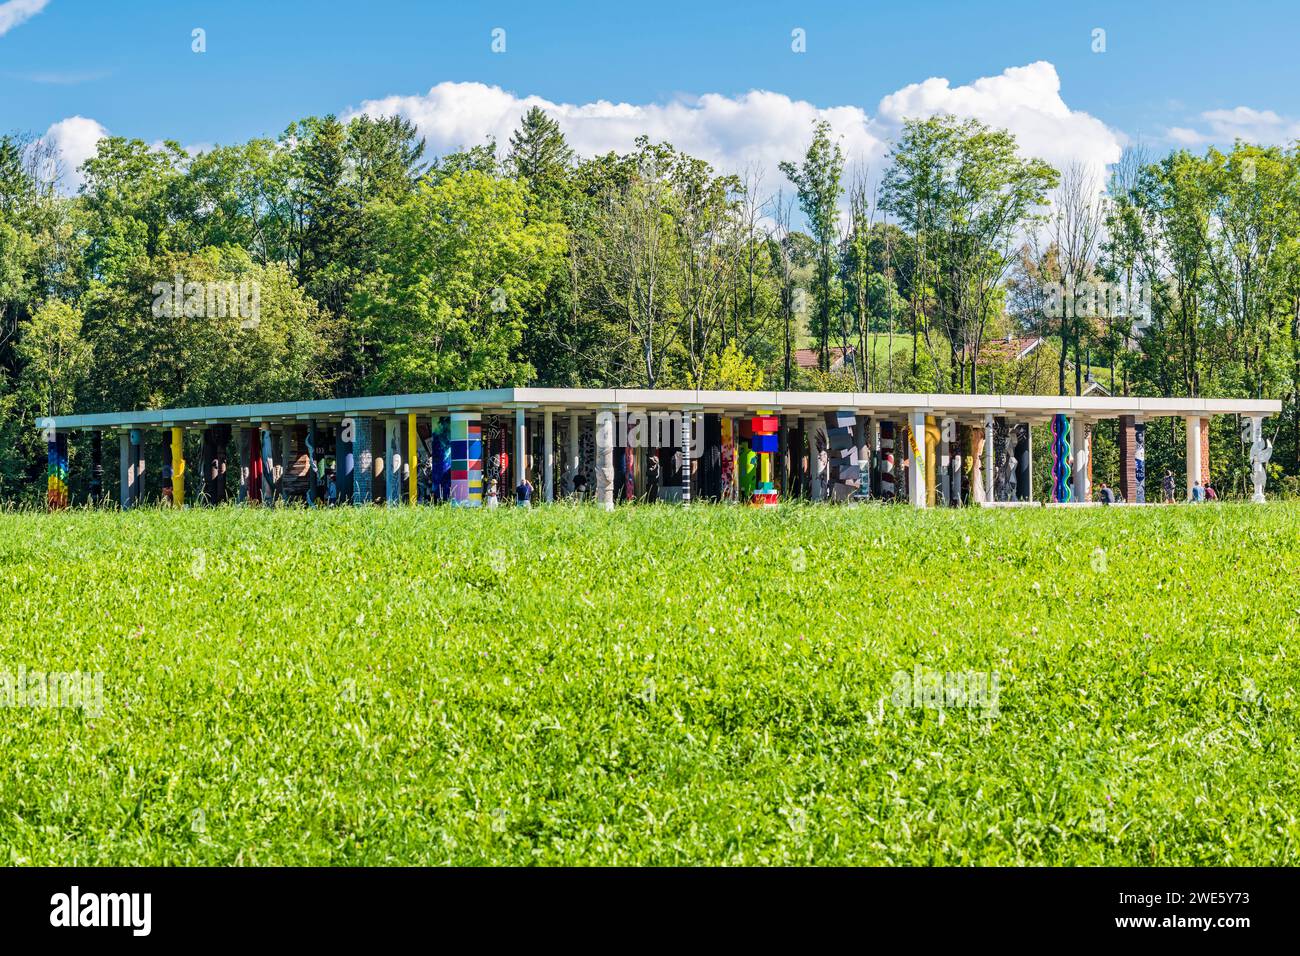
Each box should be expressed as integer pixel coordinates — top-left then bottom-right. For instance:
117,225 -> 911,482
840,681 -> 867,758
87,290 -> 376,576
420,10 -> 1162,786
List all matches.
338,417 -> 355,504
353,416 -> 373,504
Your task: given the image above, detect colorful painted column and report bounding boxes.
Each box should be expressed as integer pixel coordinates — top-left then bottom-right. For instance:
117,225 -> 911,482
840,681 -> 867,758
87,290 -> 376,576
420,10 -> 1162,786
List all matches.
406,413 -> 418,505
924,415 -> 940,508
337,417 -> 355,503
1071,415 -> 1090,503
170,427 -> 185,507
1051,414 -> 1072,503
1134,421 -> 1146,503
856,415 -> 871,497
46,429 -> 68,510
450,411 -> 482,507
750,410 -> 778,506
720,416 -> 736,502
907,412 -> 927,508
305,422 -> 318,506
983,414 -> 994,504
242,428 -> 258,503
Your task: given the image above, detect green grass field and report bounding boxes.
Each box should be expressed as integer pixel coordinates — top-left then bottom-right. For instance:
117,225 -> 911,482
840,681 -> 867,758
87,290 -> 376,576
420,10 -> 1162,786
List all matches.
1,502 -> 1297,865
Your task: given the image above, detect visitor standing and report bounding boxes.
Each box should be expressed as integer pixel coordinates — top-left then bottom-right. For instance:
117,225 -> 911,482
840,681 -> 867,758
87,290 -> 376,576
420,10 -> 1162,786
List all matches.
1162,470 -> 1176,503
516,477 -> 534,508
485,479 -> 499,509
1099,482 -> 1115,505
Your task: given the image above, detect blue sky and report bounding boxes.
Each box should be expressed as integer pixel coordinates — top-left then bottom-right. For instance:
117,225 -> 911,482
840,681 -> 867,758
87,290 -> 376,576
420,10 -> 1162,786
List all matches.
3,0 -> 1298,190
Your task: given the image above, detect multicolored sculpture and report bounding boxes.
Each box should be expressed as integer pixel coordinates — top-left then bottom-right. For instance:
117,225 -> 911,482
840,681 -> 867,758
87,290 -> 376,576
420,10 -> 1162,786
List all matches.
1133,422 -> 1146,503
1051,413 -> 1072,503
450,412 -> 482,507
46,430 -> 68,510
751,411 -> 778,506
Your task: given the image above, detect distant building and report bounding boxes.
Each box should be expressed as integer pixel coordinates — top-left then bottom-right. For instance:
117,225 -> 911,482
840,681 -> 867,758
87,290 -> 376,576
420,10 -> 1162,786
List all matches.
795,346 -> 856,373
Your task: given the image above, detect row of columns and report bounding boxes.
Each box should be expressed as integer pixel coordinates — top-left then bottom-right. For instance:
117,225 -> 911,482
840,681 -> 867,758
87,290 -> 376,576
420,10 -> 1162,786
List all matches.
43,410 -> 1273,509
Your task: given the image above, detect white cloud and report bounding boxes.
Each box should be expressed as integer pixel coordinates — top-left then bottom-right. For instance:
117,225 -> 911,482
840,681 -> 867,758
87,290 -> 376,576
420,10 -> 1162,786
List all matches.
0,0 -> 48,37
36,115 -> 107,191
1164,106 -> 1300,148
343,61 -> 1124,203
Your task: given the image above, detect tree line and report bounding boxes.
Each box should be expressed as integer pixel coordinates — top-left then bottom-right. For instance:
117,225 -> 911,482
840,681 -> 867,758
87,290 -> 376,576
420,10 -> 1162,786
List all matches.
2,106 -> 1298,501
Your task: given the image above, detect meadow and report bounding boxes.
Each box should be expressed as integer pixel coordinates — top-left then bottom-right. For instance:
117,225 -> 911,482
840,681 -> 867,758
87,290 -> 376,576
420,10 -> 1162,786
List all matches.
1,502 -> 1297,865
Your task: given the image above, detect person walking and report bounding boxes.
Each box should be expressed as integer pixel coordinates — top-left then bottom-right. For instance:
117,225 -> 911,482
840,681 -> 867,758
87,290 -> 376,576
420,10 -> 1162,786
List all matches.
1162,470 -> 1176,503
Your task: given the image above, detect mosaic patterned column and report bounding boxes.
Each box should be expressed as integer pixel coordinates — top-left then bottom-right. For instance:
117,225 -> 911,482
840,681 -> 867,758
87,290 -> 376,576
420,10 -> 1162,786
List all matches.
450,412 -> 482,507
1133,422 -> 1147,503
353,416 -> 373,504
823,409 -> 860,501
46,429 -> 68,510
1051,414 -> 1072,503
751,411 -> 778,506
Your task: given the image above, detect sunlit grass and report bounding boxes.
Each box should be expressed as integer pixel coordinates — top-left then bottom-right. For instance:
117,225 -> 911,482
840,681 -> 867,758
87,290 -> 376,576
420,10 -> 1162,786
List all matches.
1,501 -> 1297,865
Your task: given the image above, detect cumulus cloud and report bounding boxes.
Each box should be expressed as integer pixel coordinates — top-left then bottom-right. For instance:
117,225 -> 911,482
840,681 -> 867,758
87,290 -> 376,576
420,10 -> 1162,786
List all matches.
36,115 -> 107,191
343,61 -> 1124,201
1165,106 -> 1300,147
0,0 -> 48,37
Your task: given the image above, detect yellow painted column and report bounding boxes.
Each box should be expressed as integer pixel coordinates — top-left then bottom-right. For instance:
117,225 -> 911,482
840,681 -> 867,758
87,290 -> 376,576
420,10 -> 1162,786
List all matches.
407,413 -> 418,505
171,426 -> 185,507
924,415 -> 940,509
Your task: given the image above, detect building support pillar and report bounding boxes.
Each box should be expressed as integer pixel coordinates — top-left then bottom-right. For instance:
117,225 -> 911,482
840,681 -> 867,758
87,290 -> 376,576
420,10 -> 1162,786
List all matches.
544,409 -> 555,503
924,415 -> 940,508
1051,414 -> 1072,503
983,414 -> 995,504
450,411 -> 482,507
406,413 -> 418,505
595,410 -> 614,510
1071,415 -> 1090,503
1185,415 -> 1202,501
908,411 -> 927,508
1246,415 -> 1270,502
89,431 -> 103,502
46,428 -> 68,510
119,431 -> 132,508
171,426 -> 185,508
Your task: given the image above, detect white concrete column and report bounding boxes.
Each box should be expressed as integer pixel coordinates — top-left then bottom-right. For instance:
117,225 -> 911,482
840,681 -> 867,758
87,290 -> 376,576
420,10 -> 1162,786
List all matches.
909,410 -> 927,508
1071,415 -> 1090,503
1247,415 -> 1268,502
1185,415 -> 1201,502
595,410 -> 614,510
984,414 -> 995,504
543,410 -> 554,503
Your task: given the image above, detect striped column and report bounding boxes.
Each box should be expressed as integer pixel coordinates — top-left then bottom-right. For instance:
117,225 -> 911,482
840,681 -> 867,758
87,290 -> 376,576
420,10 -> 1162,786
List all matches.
1051,414 -> 1072,503
751,411 -> 778,506
450,412 -> 483,507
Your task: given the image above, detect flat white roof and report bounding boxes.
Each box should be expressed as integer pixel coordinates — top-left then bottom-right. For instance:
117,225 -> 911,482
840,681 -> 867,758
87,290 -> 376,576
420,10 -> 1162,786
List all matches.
36,388 -> 1282,431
